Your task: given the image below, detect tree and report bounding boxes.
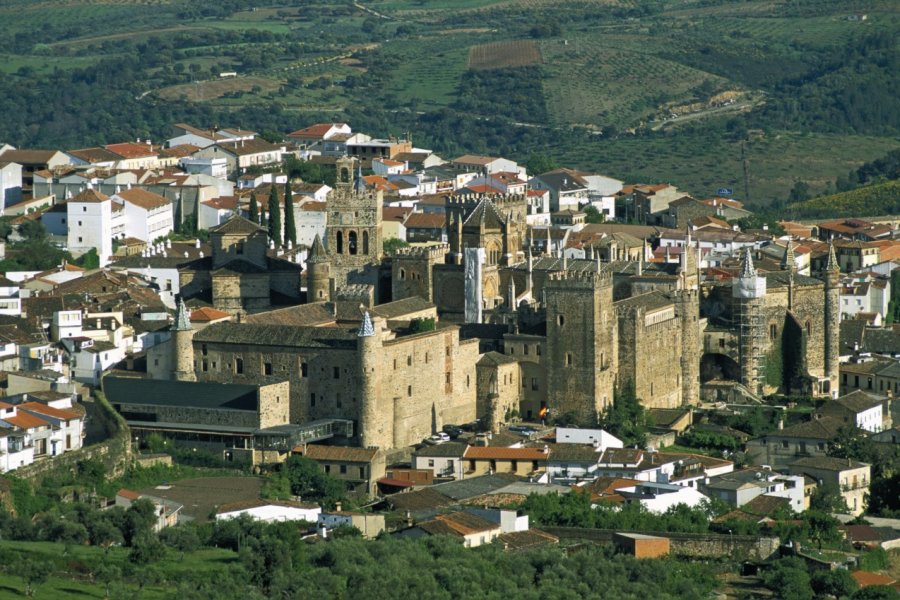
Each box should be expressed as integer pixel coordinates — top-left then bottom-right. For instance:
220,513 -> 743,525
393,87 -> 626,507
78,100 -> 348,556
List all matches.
809,484 -> 848,513
804,510 -> 842,549
383,237 -> 409,254
128,533 -> 165,565
93,563 -> 121,599
268,185 -> 281,246
600,380 -> 649,446
19,219 -> 46,240
249,193 -> 259,224
20,559 -> 50,597
583,205 -> 604,224
788,181 -> 811,203
78,248 -> 100,270
283,183 -> 296,247
279,455 -> 345,508
811,568 -> 858,598
122,498 -> 158,545
526,153 -> 556,176
851,587 -> 900,600
763,557 -> 813,600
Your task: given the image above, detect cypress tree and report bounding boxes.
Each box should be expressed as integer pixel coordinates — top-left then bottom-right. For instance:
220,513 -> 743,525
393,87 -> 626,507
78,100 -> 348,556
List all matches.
249,192 -> 259,223
268,184 -> 281,245
283,183 -> 297,246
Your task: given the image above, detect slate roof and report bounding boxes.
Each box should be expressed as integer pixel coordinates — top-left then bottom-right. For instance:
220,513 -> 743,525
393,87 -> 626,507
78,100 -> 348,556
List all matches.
385,488 -> 454,512
431,473 -> 521,501
414,442 -> 468,458
193,322 -> 357,349
372,296 -> 436,320
210,215 -> 266,235
463,198 -> 506,229
243,303 -> 335,327
613,290 -> 674,312
832,390 -> 885,413
770,416 -> 845,440
477,351 -> 520,366
790,456 -> 869,472
104,377 -> 259,411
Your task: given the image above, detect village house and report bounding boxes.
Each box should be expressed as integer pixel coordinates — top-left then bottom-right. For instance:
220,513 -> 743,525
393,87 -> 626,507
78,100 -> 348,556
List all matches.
318,505 -> 385,539
166,123 -> 257,149
0,160 -> 23,208
116,489 -> 182,530
813,390 -> 889,433
0,147 -> 70,187
285,123 -> 352,150
404,511 -> 502,548
412,442 -> 467,480
299,444 -> 386,498
192,138 -> 284,178
66,188 -> 113,266
111,188 -> 174,242
701,468 -> 806,513
789,456 -> 871,516
462,445 -> 549,479
216,499 -> 321,523
745,417 -> 844,469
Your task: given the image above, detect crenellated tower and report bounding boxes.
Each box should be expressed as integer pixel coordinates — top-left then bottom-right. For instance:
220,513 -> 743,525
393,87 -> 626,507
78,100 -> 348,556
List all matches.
677,230 -> 701,405
545,266 -> 616,422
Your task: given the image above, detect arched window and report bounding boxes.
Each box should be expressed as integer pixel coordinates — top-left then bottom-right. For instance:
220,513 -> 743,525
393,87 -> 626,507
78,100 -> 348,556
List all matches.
340,167 -> 350,183
363,230 -> 369,255
805,321 -> 811,336
348,231 -> 358,255
770,324 -> 777,340
336,231 -> 343,254
399,268 -> 406,281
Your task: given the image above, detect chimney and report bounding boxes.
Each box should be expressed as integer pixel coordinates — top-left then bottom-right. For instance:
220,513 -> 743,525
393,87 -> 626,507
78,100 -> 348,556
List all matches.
195,239 -> 201,249
405,510 -> 413,528
334,501 -> 342,513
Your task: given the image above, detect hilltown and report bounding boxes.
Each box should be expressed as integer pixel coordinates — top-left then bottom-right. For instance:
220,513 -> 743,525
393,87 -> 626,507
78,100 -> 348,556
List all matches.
0,122 -> 897,577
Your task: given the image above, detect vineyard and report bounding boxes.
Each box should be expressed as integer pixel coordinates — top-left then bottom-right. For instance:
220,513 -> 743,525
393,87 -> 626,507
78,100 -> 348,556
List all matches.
788,180 -> 900,219
467,40 -> 542,70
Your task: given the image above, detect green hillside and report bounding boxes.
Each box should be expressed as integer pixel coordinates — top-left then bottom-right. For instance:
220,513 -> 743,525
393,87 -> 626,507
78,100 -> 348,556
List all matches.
0,0 -> 898,202
788,179 -> 900,219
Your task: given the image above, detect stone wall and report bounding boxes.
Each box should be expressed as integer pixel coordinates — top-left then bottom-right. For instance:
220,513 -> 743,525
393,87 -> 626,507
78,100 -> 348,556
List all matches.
541,527 -> 780,560
617,305 -> 682,409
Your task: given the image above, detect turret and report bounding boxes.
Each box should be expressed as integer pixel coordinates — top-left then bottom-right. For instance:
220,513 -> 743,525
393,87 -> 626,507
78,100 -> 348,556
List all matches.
171,297 -> 196,382
306,233 -> 331,302
358,312 -> 386,448
824,242 -> 840,396
732,247 -> 767,395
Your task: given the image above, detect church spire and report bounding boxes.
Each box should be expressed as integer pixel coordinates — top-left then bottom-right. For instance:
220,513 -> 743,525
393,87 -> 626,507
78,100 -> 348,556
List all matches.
173,296 -> 191,331
358,310 -> 375,337
308,233 -> 327,262
740,246 -> 756,279
826,242 -> 839,273
781,240 -> 795,271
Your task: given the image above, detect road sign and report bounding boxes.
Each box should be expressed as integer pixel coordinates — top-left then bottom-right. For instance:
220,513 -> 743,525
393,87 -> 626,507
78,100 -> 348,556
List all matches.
717,188 -> 733,196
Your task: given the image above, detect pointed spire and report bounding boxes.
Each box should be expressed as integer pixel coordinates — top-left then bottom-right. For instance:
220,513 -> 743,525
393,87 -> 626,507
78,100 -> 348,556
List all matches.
526,248 -> 533,291
508,277 -> 516,309
562,249 -> 568,271
357,311 -> 374,337
740,246 -> 756,278
781,240 -> 795,271
308,233 -> 327,262
826,242 -> 839,273
173,296 -> 191,331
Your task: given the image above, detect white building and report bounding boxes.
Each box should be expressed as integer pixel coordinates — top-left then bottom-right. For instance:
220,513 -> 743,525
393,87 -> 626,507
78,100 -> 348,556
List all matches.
617,481 -> 710,513
372,158 -> 407,176
66,188 -> 113,266
0,161 -> 23,209
216,500 -> 322,523
296,201 -> 327,249
113,188 -> 174,242
198,196 -> 238,230
0,276 -> 22,316
179,157 -> 229,179
70,339 -> 125,385
50,310 -> 83,342
556,427 -> 623,450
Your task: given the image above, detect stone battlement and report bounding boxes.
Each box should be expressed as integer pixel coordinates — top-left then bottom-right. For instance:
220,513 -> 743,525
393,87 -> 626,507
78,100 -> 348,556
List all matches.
546,268 -> 611,287
391,243 -> 450,259
446,193 -> 526,206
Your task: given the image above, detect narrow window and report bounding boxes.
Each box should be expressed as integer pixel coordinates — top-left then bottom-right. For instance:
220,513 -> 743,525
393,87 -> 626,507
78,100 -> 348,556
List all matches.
336,231 -> 343,254
264,362 -> 273,376
235,358 -> 243,374
363,230 -> 369,255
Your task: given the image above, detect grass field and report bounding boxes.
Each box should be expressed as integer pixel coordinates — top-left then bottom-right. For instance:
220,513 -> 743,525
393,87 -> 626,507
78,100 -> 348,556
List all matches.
0,540 -> 238,599
157,77 -> 283,102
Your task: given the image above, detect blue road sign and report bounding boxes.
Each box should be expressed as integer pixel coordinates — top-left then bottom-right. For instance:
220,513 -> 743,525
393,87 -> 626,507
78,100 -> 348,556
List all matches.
717,188 -> 733,196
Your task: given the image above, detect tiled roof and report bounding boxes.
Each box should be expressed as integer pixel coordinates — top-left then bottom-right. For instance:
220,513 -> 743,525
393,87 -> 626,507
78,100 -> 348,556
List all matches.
386,488 -> 454,512
404,212 -> 446,229
241,304 -> 336,327
68,147 -> 122,163
194,322 -> 357,349
106,142 -> 156,159
209,215 -> 265,235
3,411 -> 49,430
497,529 -> 559,549
117,489 -> 141,501
189,307 -> 231,323
116,188 -> 169,210
463,446 -> 549,461
69,189 -> 110,203
432,511 -> 499,535
770,417 -> 846,440
18,402 -> 82,421
302,444 -> 378,463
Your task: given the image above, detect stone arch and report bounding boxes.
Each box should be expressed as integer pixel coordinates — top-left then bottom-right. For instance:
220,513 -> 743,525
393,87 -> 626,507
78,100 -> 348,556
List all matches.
348,231 -> 358,255
340,167 -> 350,184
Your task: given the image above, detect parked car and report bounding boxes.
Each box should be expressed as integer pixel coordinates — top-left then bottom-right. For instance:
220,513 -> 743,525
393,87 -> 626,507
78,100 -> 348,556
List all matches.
424,432 -> 450,445
508,425 -> 538,436
442,424 -> 464,439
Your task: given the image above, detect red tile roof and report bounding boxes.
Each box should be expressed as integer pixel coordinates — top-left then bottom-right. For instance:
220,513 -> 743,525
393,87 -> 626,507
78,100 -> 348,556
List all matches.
18,402 -> 81,421
116,188 -> 169,210
189,307 -> 231,323
106,142 -> 157,159
3,411 -> 49,430
117,489 -> 141,501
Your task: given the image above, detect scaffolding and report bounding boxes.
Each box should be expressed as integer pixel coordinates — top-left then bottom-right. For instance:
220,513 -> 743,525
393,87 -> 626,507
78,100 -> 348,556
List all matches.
736,295 -> 766,395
